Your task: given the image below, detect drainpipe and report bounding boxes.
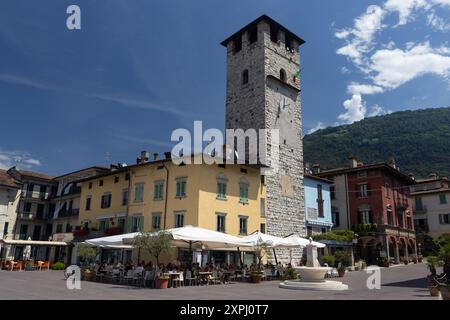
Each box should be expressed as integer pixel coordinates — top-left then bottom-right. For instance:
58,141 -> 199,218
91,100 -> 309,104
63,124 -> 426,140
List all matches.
124,167 -> 132,233
163,162 -> 169,230
345,175 -> 350,229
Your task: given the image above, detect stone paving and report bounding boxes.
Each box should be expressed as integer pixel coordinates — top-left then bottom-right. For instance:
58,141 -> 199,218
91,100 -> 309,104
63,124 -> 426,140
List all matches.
0,263 -> 440,300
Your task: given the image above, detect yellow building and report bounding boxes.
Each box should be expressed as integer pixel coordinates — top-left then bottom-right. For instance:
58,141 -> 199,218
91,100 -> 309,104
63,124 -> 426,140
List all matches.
77,152 -> 267,265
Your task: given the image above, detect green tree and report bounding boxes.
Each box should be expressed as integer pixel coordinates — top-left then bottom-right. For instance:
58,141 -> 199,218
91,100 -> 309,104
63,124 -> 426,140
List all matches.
132,231 -> 173,266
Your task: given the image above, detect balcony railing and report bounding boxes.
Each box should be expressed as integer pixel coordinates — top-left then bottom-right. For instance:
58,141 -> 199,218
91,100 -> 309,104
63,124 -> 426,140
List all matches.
414,205 -> 427,214
351,224 -> 378,234
58,208 -> 80,217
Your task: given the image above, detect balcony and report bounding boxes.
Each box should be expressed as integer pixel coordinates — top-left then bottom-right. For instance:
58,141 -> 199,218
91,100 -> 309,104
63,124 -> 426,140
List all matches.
58,208 -> 80,218
104,227 -> 123,236
378,224 -> 416,238
351,224 -> 378,235
414,205 -> 427,214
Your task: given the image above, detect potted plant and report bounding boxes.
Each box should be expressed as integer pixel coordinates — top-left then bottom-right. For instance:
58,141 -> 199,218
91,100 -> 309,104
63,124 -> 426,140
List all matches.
337,265 -> 346,277
283,267 -> 298,280
437,282 -> 450,300
249,239 -> 270,283
334,249 -> 351,277
77,244 -> 97,268
82,268 -> 93,281
403,258 -> 409,265
133,231 -> 173,288
154,274 -> 170,289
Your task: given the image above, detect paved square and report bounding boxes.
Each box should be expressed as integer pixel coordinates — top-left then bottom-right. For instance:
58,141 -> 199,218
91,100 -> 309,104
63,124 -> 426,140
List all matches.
0,263 -> 438,300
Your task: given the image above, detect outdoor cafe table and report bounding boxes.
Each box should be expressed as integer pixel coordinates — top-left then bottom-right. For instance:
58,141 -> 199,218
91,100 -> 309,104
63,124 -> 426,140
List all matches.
163,272 -> 183,287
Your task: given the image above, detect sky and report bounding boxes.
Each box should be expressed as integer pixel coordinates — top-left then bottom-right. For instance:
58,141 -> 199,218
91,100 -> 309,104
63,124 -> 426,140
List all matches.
1,0 -> 449,176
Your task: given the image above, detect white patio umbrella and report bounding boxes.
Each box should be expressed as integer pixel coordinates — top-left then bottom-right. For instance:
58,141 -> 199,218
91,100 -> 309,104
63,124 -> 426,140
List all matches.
284,234 -> 326,248
84,232 -> 140,248
241,231 -> 298,248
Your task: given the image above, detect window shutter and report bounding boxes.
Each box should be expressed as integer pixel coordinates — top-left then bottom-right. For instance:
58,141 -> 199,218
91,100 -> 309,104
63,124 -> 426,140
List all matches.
126,217 -> 132,233
356,184 -> 360,198
138,216 -> 144,232
357,211 -> 362,224
439,215 -> 443,225
369,211 -> 373,224
367,184 -> 371,196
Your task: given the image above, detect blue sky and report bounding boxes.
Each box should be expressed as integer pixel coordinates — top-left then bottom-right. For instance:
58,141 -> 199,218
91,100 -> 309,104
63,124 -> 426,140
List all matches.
1,0 -> 449,175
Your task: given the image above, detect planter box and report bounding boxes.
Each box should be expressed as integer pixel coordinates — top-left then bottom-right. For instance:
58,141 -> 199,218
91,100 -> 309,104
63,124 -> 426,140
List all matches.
155,278 -> 169,289
250,274 -> 262,283
83,272 -> 93,281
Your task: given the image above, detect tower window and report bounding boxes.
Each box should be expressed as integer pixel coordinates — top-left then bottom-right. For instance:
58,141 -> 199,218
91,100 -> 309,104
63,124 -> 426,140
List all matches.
233,36 -> 242,53
285,33 -> 293,50
242,69 -> 249,85
270,23 -> 279,43
280,69 -> 287,82
248,25 -> 257,44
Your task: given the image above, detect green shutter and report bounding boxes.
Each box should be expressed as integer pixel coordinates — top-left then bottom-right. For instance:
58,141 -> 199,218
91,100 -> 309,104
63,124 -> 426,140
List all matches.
126,217 -> 132,233
176,181 -> 181,197
137,216 -> 144,232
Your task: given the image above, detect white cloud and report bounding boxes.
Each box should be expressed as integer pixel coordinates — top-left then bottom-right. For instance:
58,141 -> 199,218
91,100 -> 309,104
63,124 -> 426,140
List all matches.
307,122 -> 326,134
370,42 -> 450,89
384,0 -> 430,26
347,83 -> 385,95
338,94 -> 366,124
427,11 -> 450,31
88,93 -> 193,118
0,150 -> 41,170
336,5 -> 385,66
367,105 -> 392,117
334,0 -> 450,124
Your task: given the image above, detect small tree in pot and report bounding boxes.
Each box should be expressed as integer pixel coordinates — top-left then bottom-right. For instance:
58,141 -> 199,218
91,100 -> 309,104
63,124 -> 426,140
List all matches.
77,245 -> 98,280
334,250 -> 351,277
425,256 -> 443,297
250,239 -> 270,283
133,231 -> 173,289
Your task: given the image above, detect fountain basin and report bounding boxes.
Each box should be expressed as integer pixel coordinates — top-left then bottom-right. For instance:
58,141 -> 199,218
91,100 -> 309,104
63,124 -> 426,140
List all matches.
295,266 -> 331,281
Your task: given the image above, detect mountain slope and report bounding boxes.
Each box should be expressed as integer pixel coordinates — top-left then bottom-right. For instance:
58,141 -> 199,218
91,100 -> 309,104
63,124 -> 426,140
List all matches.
303,107 -> 450,179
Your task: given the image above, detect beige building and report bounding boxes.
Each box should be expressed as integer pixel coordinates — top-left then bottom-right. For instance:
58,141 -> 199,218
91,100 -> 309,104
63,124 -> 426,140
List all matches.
77,152 -> 267,265
411,174 -> 450,243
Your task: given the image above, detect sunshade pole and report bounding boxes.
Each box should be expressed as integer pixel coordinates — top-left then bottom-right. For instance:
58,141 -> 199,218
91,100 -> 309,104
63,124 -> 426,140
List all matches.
237,247 -> 243,266
272,248 -> 278,264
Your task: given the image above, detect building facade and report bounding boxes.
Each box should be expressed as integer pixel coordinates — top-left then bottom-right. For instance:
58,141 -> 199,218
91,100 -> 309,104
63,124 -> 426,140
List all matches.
411,174 -> 450,251
304,174 -> 333,237
222,15 -> 306,262
316,157 -> 417,264
77,152 -> 267,265
0,170 -> 21,260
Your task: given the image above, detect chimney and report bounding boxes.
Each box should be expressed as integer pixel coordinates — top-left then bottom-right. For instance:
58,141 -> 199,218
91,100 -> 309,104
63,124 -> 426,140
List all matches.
428,173 -> 438,179
349,155 -> 358,168
388,157 -> 396,169
153,153 -> 158,161
312,163 -> 321,174
164,152 -> 172,160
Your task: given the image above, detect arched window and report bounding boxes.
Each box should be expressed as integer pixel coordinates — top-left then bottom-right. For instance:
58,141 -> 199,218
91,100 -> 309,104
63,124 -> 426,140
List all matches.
280,68 -> 286,82
216,174 -> 228,200
239,177 -> 249,204
242,69 -> 249,85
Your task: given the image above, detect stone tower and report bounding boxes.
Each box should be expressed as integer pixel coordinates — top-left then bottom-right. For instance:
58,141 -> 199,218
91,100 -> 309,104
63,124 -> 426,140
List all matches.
221,15 -> 306,263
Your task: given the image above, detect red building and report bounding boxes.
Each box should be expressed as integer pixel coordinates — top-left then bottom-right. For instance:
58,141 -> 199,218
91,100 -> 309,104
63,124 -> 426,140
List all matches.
315,156 -> 417,265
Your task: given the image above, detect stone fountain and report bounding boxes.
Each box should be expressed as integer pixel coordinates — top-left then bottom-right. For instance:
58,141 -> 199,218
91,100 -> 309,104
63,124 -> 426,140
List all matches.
279,238 -> 349,291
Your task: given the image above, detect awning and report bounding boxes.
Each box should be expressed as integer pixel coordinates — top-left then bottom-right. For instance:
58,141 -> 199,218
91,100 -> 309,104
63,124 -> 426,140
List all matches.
0,239 -> 68,246
284,235 -> 326,248
240,231 -> 298,248
96,215 -> 115,220
85,226 -> 253,249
